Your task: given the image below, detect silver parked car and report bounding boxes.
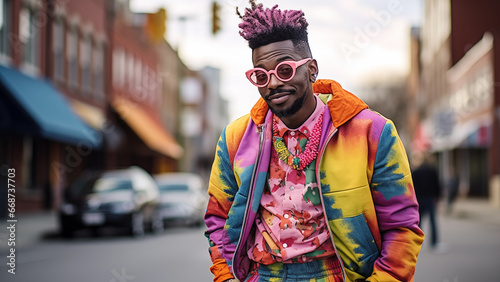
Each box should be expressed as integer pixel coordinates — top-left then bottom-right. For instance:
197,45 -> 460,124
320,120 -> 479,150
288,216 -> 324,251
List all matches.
154,173 -> 208,226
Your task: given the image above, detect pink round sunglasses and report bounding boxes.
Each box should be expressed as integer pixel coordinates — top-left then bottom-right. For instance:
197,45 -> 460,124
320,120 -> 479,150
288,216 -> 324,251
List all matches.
245,58 -> 312,87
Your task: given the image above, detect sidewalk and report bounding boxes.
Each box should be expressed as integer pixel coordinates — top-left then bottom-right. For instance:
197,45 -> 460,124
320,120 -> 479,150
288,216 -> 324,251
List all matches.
416,198 -> 500,282
442,198 -> 500,227
0,211 -> 59,252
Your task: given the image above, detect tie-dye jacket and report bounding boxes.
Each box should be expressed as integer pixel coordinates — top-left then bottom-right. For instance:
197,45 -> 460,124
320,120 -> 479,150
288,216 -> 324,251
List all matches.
205,79 -> 424,282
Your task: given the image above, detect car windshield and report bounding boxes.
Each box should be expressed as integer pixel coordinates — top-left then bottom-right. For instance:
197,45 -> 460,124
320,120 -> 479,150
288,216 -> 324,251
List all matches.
93,176 -> 132,193
158,183 -> 189,192
68,173 -> 132,198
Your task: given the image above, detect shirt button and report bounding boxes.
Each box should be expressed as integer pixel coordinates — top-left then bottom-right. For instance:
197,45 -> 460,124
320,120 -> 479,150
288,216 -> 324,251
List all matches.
284,214 -> 289,219
304,129 -> 308,134
290,131 -> 295,136
290,186 -> 294,191
283,243 -> 288,248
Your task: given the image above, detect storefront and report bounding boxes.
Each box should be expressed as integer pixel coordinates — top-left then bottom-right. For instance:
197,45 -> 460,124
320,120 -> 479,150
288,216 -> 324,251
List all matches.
0,65 -> 101,215
108,97 -> 183,174
428,33 -> 495,199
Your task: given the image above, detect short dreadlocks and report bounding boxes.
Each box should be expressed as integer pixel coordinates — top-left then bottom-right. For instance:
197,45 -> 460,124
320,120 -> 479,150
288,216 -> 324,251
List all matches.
236,1 -> 312,57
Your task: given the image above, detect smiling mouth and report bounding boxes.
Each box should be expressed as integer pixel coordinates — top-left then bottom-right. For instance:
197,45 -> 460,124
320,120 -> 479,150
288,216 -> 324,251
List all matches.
267,90 -> 294,105
269,95 -> 291,105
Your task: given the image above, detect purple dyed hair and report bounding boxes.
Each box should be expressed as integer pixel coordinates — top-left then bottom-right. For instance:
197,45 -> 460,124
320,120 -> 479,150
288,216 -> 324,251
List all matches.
236,1 -> 309,50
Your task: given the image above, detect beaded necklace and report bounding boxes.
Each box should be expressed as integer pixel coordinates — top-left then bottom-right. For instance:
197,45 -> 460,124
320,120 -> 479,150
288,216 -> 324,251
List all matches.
272,112 -> 324,170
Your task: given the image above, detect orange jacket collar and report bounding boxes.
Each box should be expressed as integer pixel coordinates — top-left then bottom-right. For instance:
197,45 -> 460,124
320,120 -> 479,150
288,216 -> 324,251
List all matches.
250,79 -> 368,127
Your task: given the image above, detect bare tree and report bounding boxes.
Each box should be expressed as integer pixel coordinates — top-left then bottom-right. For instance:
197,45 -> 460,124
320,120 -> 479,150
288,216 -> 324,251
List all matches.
357,73 -> 410,144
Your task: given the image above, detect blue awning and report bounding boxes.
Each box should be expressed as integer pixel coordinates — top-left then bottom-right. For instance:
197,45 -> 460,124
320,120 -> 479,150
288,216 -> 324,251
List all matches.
0,65 -> 101,148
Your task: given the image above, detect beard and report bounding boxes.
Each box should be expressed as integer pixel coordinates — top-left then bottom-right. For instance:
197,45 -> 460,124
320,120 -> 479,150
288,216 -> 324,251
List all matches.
267,88 -> 308,118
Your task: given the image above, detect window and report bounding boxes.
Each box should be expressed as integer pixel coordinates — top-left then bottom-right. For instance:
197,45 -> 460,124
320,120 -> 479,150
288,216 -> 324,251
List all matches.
93,42 -> 104,99
112,49 -> 119,87
53,18 -> 64,81
127,52 -> 134,92
67,25 -> 78,88
20,7 -> 39,71
134,59 -> 143,100
112,48 -> 125,89
144,65 -> 160,106
0,0 -> 11,61
80,34 -> 92,94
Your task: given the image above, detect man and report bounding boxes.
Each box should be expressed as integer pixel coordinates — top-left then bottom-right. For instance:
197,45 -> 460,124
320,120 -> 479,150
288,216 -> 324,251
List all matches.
412,153 -> 441,251
204,2 -> 424,281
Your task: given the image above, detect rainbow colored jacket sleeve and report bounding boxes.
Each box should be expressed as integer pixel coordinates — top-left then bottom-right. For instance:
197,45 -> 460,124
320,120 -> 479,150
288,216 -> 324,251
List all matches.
205,79 -> 424,282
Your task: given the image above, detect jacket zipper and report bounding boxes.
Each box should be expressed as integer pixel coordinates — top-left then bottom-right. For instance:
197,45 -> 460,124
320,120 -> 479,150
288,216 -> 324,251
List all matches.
316,127 -> 347,282
232,123 -> 266,279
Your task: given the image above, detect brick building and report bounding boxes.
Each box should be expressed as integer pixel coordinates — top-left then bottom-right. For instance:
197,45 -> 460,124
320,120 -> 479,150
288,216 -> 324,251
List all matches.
0,0 -> 190,215
0,0 -> 104,215
411,0 -> 500,203
107,2 -> 184,174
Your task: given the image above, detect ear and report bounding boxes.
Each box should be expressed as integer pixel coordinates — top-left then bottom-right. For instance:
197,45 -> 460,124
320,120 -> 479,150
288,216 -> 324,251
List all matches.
308,59 -> 319,82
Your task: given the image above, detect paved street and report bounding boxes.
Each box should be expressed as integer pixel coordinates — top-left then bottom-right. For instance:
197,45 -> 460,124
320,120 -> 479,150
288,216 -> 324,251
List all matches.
0,199 -> 498,282
0,222 -> 213,281
415,200 -> 500,282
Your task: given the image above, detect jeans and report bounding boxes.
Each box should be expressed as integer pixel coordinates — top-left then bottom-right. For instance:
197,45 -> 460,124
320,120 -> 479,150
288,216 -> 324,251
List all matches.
244,257 -> 344,282
418,196 -> 438,247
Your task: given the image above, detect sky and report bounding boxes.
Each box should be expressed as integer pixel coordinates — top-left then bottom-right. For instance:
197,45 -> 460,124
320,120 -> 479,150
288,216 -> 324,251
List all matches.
130,0 -> 423,122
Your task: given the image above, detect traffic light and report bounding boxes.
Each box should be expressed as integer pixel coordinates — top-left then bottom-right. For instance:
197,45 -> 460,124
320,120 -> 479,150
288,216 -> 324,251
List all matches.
212,1 -> 221,35
146,8 -> 167,43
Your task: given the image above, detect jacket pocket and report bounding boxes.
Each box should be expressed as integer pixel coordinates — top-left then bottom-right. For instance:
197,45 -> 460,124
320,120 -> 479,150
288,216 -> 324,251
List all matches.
329,213 -> 379,278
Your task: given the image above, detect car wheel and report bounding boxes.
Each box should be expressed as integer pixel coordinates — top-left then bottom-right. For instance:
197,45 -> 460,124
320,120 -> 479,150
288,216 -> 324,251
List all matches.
90,227 -> 100,237
129,213 -> 145,237
150,211 -> 164,234
61,226 -> 74,238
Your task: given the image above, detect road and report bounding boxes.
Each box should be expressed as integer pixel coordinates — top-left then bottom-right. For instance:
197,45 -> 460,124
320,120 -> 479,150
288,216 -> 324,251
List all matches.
0,202 -> 499,282
0,225 -> 213,282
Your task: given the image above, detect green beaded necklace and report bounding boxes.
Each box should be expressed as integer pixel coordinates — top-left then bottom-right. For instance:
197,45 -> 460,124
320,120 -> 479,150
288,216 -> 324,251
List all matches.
272,112 -> 324,170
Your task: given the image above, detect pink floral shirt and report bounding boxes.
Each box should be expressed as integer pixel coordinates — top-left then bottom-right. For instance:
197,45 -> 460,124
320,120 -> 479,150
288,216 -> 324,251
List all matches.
248,95 -> 336,264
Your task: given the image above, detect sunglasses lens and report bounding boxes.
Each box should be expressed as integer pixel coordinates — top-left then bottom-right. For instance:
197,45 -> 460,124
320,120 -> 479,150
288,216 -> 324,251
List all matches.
250,70 -> 268,86
276,63 -> 294,80
247,60 -> 305,87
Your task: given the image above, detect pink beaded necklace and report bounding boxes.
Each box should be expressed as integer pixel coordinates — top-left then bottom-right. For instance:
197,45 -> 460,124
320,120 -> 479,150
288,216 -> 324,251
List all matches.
272,112 -> 324,170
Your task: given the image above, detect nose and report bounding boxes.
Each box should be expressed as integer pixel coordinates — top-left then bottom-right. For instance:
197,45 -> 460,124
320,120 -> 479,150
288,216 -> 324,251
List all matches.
266,73 -> 284,90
